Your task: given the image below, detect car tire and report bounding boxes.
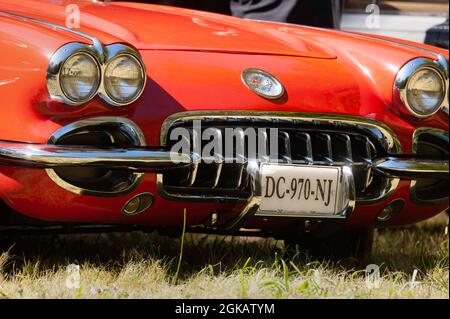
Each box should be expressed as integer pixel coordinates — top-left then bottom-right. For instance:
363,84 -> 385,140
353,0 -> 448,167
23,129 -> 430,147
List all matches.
284,228 -> 374,260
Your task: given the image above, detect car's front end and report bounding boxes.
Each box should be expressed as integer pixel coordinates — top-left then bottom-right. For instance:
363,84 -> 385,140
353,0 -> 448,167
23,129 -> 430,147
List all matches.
0,1 -> 448,256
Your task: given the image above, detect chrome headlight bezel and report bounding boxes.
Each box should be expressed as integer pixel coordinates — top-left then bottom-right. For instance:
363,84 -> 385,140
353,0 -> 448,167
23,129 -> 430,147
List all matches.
394,57 -> 449,119
47,42 -> 102,106
47,42 -> 146,107
100,44 -> 147,107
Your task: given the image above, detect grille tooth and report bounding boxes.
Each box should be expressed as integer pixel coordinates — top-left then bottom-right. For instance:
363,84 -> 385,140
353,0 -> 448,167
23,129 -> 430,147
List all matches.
187,128 -> 202,186
197,128 -> 225,188
353,135 -> 374,161
168,134 -> 192,186
279,131 -> 292,163
194,160 -> 225,188
228,129 -> 248,188
294,132 -> 313,162
351,135 -> 375,192
234,130 -> 248,188
364,139 -> 374,160
314,133 -> 333,162
212,156 -> 224,188
335,134 -> 353,163
188,158 -> 200,186
258,129 -> 270,162
208,128 -> 224,188
218,160 -> 246,188
235,160 -> 247,188
227,128 -> 246,163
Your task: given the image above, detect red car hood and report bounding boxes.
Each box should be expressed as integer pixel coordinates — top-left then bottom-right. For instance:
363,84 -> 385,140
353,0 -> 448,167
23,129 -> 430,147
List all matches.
0,0 -> 336,59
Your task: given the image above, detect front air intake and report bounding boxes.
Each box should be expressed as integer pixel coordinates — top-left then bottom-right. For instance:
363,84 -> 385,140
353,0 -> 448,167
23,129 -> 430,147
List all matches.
47,117 -> 146,196
412,129 -> 449,203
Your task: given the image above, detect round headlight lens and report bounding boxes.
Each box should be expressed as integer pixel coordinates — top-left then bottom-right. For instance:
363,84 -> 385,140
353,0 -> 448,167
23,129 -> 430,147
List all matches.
405,68 -> 445,116
104,55 -> 145,104
59,53 -> 100,103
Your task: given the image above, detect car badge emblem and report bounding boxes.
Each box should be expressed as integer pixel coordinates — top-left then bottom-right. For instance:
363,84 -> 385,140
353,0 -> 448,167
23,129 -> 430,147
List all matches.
241,68 -> 285,99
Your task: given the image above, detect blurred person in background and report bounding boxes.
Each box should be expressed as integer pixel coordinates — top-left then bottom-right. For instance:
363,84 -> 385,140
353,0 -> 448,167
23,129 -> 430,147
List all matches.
112,1 -> 448,46
118,0 -> 343,29
230,0 -> 343,29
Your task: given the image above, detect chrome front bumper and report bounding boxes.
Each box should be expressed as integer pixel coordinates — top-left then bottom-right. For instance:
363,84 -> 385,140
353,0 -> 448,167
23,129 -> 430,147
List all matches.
1,140 -> 448,177
0,141 -> 191,171
1,140 -> 448,231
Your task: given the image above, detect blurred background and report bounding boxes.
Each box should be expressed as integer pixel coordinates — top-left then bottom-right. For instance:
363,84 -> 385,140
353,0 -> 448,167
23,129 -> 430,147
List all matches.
114,0 -> 449,48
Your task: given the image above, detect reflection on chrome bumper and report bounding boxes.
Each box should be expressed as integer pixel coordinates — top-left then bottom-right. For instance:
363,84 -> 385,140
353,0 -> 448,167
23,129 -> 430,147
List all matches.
0,141 -> 191,171
374,157 -> 449,179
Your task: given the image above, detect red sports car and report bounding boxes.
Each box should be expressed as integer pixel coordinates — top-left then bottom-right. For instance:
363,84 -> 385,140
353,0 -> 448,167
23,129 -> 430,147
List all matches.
0,0 -> 448,258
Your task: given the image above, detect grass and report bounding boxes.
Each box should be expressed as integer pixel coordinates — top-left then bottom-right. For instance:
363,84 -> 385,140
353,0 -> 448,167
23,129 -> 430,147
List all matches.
0,214 -> 447,299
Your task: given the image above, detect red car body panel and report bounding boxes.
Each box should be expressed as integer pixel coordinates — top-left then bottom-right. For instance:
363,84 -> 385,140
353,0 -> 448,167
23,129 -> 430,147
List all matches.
0,0 -> 448,231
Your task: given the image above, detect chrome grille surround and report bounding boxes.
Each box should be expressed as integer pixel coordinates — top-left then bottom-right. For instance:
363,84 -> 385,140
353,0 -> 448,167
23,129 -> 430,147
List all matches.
158,111 -> 402,204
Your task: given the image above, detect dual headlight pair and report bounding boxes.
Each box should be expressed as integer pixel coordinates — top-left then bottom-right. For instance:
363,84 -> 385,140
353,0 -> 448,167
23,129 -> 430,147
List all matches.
395,57 -> 448,118
47,43 -> 146,106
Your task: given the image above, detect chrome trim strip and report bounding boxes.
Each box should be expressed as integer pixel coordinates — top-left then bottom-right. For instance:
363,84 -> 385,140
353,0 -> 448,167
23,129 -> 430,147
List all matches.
343,30 -> 448,67
0,10 -> 103,51
160,111 -> 403,154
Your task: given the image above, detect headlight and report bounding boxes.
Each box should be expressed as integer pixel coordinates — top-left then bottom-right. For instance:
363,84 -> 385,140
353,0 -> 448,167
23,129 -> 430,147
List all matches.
395,58 -> 447,118
47,42 -> 147,107
59,53 -> 101,103
405,68 -> 445,116
104,54 -> 146,105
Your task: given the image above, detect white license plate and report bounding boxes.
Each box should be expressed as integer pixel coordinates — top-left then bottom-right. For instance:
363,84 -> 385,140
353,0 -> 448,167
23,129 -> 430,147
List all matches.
258,164 -> 343,216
